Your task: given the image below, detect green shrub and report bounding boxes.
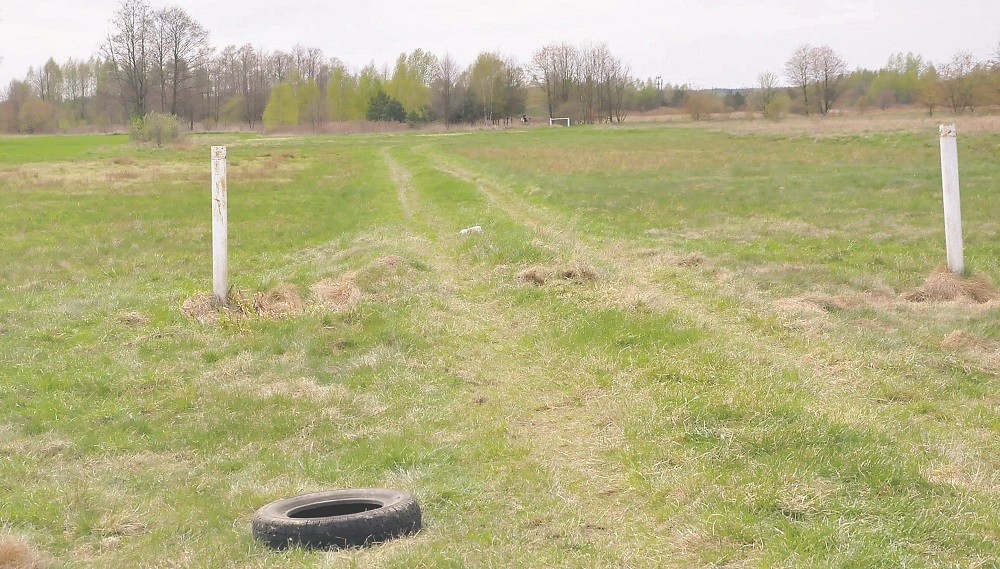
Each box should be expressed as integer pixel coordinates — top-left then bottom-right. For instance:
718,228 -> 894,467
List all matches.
130,112 -> 185,147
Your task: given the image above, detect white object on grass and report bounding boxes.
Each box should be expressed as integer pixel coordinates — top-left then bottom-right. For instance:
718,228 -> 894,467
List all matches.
212,146 -> 228,303
939,124 -> 964,275
459,226 -> 483,235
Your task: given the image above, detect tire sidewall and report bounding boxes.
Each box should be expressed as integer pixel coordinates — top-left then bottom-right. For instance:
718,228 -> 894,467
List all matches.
251,488 -> 421,549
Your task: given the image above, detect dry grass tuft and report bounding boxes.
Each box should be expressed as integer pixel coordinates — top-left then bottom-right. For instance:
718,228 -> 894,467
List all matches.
181,292 -> 221,323
311,277 -> 362,310
903,268 -> 999,304
111,155 -> 135,166
92,511 -> 148,539
941,330 -> 993,350
253,284 -> 303,318
517,262 -> 599,286
373,254 -> 407,269
516,266 -> 548,285
557,262 -> 599,282
105,169 -> 139,183
0,535 -> 47,569
181,289 -> 255,323
676,252 -> 707,268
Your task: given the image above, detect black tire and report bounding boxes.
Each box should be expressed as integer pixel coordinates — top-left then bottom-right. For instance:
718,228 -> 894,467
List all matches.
251,488 -> 421,549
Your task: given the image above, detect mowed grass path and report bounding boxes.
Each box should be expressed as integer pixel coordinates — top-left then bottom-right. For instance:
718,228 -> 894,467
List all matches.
0,124 -> 998,568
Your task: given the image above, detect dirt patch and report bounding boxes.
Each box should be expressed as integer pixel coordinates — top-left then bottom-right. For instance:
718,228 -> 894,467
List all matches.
181,292 -> 221,323
516,267 -> 548,285
903,268 -> 999,304
181,290 -> 254,323
373,255 -> 407,269
116,310 -> 151,326
253,284 -> 303,318
517,262 -> 599,286
181,256 -> 416,321
311,277 -> 362,310
0,535 -> 48,569
676,252 -> 707,268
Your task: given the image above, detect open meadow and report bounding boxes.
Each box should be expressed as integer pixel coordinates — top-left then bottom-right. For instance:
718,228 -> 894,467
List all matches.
1,116 -> 999,567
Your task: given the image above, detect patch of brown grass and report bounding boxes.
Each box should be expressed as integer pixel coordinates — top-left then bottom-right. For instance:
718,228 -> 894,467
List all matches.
105,169 -> 138,182
941,330 -> 993,350
116,310 -> 151,326
253,284 -> 303,318
0,535 -> 47,569
92,510 -> 148,541
775,293 -> 855,314
2,161 -> 202,194
516,262 -> 599,286
311,277 -> 362,310
516,267 -> 548,285
557,262 -> 598,282
180,292 -> 221,323
903,268 -> 999,304
676,252 -> 707,268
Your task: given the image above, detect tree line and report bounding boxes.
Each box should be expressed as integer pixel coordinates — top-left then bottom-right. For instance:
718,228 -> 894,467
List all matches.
756,44 -> 1000,119
1,0 -> 999,134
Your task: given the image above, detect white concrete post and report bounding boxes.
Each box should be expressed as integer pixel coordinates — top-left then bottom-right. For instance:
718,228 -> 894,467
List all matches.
939,124 -> 964,275
211,146 -> 228,303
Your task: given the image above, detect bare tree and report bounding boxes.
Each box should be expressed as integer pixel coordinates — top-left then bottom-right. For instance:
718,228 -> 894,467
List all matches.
433,53 -> 459,126
531,43 -> 578,118
608,58 -> 633,123
30,58 -> 63,102
754,71 -> 779,113
939,51 -> 986,114
812,45 -> 847,114
500,55 -> 526,124
987,41 -> 1000,104
152,6 -> 210,119
576,43 -> 599,123
784,44 -> 814,116
103,0 -> 156,119
236,44 -> 268,128
269,50 -> 294,83
290,44 -> 325,82
588,44 -> 631,123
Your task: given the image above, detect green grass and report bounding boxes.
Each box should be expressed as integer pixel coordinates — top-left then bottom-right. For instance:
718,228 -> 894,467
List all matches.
1,122 -> 999,567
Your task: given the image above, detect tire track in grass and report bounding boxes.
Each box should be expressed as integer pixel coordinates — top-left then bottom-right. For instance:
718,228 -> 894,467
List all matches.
381,146 -> 414,222
387,144 -> 999,565
411,146 -> 1000,563
379,145 -> 669,565
413,146 -> 897,422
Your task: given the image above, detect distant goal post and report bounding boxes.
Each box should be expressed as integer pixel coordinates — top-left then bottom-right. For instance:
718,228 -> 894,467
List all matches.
549,117 -> 571,127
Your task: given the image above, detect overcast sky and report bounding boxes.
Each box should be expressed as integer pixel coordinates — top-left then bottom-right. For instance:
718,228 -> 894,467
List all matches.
0,0 -> 997,91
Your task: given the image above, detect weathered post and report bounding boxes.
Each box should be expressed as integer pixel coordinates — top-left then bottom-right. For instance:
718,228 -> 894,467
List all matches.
939,124 -> 964,275
212,146 -> 228,303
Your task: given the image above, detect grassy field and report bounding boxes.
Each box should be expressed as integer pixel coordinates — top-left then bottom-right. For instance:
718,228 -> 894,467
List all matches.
1,116 -> 999,568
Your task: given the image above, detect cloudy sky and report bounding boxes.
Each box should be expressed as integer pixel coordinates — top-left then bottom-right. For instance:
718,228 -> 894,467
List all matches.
0,0 -> 997,90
